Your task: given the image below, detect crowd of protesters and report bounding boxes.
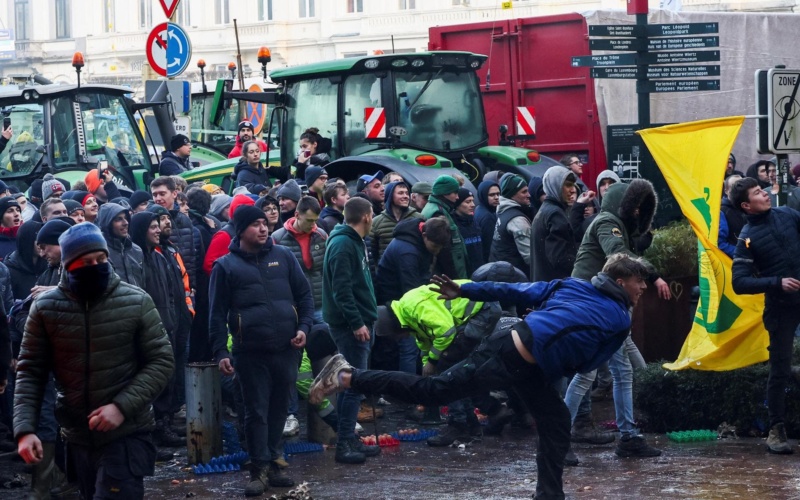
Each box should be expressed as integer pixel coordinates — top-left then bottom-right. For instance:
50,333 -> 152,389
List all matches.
3,121 -> 796,500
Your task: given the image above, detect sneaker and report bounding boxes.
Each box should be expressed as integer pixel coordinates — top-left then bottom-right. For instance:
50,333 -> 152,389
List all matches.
153,419 -> 185,447
335,438 -> 366,464
309,354 -> 352,405
483,405 -> 514,436
267,461 -> 294,487
427,423 -> 471,447
766,423 -> 793,455
564,448 -> 579,467
352,437 -> 381,457
377,397 -> 392,406
571,418 -> 615,445
244,466 -> 268,496
615,434 -> 662,458
225,406 -> 239,418
174,405 -> 187,420
354,422 -> 364,434
283,415 -> 300,437
357,402 -> 384,423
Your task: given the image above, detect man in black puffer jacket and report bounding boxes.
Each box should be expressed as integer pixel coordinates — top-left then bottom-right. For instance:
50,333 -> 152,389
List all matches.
209,206 -> 313,496
15,222 -> 174,499
731,177 -> 800,455
531,166 -> 579,282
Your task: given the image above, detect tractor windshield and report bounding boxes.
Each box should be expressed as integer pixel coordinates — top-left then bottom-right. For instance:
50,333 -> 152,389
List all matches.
394,70 -> 486,152
0,104 -> 45,177
50,93 -> 151,173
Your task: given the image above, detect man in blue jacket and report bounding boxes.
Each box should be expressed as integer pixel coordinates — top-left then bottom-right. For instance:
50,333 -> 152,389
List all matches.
209,205 -> 313,496
731,176 -> 800,454
310,253 -> 650,500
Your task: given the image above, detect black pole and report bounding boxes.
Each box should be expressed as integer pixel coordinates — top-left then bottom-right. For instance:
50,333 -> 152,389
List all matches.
636,13 -> 649,129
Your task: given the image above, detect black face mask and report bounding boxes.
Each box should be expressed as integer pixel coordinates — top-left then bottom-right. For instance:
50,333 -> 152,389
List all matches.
66,262 -> 111,301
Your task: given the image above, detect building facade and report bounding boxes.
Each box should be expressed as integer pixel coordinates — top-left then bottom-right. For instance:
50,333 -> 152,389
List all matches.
0,0 -> 797,93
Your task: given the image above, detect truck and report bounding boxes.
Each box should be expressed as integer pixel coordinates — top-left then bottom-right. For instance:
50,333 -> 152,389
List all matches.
183,50 -> 564,191
429,10 -> 800,224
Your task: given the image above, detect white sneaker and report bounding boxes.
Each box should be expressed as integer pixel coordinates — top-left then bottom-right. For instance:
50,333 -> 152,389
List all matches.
283,414 -> 300,437
377,397 -> 391,406
355,422 -> 364,434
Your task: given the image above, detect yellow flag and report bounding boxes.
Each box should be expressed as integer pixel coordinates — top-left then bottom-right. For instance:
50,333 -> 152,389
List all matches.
637,117 -> 769,371
501,1 -> 512,9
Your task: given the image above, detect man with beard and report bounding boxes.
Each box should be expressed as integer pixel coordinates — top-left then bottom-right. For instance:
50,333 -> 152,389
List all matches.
228,120 -> 268,159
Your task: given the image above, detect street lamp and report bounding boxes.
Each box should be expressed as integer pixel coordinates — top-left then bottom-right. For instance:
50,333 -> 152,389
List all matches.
228,62 -> 236,80
197,59 -> 207,93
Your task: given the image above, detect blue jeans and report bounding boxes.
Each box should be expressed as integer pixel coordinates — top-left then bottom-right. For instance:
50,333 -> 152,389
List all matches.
609,336 -> 637,436
397,337 -> 420,374
329,324 -> 373,440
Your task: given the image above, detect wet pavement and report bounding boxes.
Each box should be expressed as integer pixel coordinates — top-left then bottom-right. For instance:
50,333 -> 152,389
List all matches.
3,399 -> 800,499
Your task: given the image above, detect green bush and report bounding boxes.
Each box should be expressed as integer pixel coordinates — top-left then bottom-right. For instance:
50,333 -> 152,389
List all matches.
643,221 -> 698,278
634,342 -> 800,436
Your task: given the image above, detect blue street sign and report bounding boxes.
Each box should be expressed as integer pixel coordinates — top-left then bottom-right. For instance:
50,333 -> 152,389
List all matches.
166,23 -> 192,78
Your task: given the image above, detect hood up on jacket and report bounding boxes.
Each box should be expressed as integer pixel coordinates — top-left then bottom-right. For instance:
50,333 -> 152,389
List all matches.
542,166 -> 576,201
97,203 -> 130,239
745,160 -> 773,189
130,211 -> 159,251
528,176 -> 545,211
392,217 -> 426,247
600,179 -> 657,236
9,221 -> 42,271
595,170 -> 621,200
591,272 -> 632,309
476,180 -> 499,214
383,181 -> 412,222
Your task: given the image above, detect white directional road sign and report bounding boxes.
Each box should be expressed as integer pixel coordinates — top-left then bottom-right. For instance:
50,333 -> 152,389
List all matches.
145,22 -> 192,78
768,68 -> 800,153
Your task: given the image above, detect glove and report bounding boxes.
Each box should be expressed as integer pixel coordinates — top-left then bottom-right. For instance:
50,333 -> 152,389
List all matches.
422,361 -> 437,377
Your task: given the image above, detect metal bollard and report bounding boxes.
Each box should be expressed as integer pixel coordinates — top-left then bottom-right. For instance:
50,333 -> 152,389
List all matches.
185,362 -> 223,465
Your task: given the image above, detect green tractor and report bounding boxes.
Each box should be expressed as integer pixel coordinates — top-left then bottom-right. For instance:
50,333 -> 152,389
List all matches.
0,76 -> 176,193
183,51 -> 559,191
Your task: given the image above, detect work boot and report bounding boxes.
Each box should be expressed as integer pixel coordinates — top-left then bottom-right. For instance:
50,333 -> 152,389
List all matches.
615,434 -> 662,458
309,354 -> 352,405
426,423 -> 471,447
352,437 -> 381,457
766,423 -> 793,455
49,477 -> 80,499
267,461 -> 294,487
356,402 -> 383,423
244,465 -> 269,497
28,441 -> 59,500
283,414 -> 300,437
153,418 -> 184,447
571,417 -> 615,445
483,405 -> 514,436
334,438 -> 366,464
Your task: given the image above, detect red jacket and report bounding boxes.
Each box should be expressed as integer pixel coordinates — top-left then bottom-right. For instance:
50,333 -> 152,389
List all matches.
228,137 -> 268,159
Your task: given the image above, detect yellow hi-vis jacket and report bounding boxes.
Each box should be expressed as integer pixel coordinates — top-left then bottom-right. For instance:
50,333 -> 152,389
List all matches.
390,280 -> 483,365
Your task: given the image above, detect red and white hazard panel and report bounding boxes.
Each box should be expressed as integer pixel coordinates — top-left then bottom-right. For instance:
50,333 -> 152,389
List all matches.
365,107 -> 387,139
516,106 -> 536,136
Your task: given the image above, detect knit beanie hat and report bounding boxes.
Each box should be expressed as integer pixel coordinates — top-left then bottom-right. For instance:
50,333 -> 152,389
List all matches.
411,181 -> 432,195
454,188 -> 474,209
229,193 -> 256,219
170,134 -> 190,151
42,174 -> 65,200
277,179 -> 302,203
0,196 -> 20,216
129,190 -> 152,210
63,199 -> 85,216
29,179 -> 44,200
233,205 -> 267,236
84,170 -> 103,194
209,194 -> 233,219
146,204 -> 170,219
202,183 -> 221,194
36,219 -> 72,246
59,222 -> 109,267
500,174 -> 527,199
305,166 -> 327,187
431,175 -> 460,196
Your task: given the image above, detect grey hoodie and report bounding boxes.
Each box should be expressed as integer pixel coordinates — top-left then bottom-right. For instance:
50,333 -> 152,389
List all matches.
542,166 -> 575,201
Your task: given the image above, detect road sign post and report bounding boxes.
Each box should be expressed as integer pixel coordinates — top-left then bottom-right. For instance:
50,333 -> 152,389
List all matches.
767,68 -> 800,153
145,22 -> 193,78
